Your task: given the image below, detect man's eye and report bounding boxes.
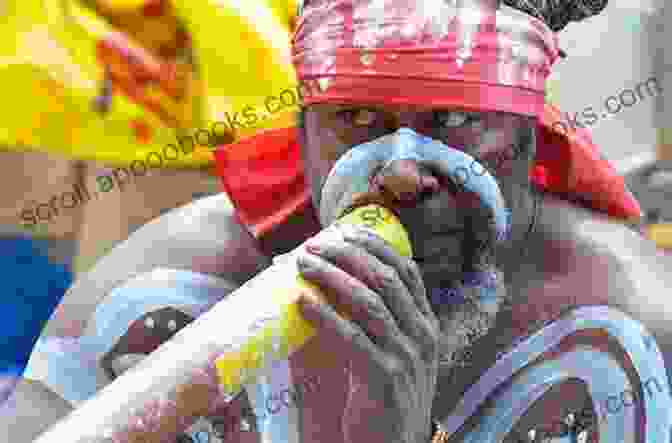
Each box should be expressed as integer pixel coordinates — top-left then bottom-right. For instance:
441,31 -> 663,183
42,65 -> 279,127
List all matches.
337,109 -> 378,126
435,111 -> 481,129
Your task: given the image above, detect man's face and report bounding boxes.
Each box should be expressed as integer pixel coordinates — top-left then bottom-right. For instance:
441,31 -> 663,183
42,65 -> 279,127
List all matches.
300,103 -> 538,367
300,103 -> 536,292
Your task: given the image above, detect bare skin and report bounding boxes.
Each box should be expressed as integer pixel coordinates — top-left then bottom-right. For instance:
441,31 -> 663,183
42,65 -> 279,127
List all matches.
25,105 -> 672,442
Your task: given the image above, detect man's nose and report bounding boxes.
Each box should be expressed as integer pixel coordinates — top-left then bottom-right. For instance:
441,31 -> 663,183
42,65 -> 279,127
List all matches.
369,159 -> 441,203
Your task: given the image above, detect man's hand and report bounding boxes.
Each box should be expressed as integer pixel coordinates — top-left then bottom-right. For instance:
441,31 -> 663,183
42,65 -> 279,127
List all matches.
296,224 -> 440,443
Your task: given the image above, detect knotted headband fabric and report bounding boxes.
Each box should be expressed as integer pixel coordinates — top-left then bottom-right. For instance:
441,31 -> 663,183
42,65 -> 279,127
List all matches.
213,0 -> 641,237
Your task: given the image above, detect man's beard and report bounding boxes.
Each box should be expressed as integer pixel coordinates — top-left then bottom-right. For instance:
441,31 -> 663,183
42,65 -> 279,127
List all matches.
433,273 -> 508,369
401,182 -> 509,366
426,185 -> 539,374
422,231 -> 509,371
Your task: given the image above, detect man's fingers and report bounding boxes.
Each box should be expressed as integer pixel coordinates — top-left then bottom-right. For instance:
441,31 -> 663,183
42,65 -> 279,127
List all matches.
332,225 -> 437,348
301,236 -> 421,340
297,293 -> 391,374
296,251 -> 408,354
341,225 -> 435,322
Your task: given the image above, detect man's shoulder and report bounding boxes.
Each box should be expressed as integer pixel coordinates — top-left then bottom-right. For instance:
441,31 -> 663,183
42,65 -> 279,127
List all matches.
44,194 -> 271,337
572,210 -> 672,288
535,196 -> 672,307
92,193 -> 270,282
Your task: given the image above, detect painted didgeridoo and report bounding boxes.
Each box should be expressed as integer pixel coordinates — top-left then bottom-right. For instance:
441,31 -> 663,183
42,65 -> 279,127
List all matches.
33,204 -> 412,443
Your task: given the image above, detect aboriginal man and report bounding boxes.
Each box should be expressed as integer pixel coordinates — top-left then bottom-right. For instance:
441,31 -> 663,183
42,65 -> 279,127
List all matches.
17,1 -> 672,443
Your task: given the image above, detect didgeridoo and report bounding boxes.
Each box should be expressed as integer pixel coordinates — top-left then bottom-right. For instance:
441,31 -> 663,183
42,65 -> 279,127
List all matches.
34,204 -> 412,443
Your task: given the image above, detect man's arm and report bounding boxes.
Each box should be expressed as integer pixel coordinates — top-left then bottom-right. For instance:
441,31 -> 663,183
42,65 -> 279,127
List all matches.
42,193 -> 271,337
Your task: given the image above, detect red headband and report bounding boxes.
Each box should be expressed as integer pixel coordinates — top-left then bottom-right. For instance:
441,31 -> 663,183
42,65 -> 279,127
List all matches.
292,0 -> 560,117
